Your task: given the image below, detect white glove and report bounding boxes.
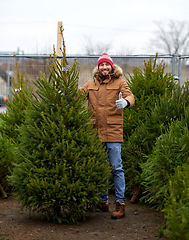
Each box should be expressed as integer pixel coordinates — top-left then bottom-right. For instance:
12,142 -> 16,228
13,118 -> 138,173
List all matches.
116,92 -> 128,109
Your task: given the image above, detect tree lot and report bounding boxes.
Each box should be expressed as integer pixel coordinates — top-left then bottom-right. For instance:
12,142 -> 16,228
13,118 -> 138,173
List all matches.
0,36 -> 189,237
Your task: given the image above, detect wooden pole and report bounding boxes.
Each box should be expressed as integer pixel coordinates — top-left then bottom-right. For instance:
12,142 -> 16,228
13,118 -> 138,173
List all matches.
57,21 -> 63,64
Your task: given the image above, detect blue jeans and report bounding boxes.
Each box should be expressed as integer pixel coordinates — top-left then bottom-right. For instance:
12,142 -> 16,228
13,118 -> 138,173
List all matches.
100,142 -> 126,203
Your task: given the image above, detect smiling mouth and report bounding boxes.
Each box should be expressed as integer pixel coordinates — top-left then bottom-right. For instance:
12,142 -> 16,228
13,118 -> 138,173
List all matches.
102,70 -> 109,75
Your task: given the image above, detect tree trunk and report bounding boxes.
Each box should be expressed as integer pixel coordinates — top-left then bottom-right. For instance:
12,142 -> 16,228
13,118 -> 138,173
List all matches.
0,184 -> 7,198
130,186 -> 141,204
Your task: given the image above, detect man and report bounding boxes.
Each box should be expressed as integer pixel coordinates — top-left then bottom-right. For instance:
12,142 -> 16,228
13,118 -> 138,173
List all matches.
80,53 -> 135,219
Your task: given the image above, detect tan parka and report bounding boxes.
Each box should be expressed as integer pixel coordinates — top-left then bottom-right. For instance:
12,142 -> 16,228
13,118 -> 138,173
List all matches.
80,65 -> 135,142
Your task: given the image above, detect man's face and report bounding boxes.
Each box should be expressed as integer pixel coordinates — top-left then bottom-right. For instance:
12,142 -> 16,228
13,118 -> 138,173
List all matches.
98,62 -> 112,76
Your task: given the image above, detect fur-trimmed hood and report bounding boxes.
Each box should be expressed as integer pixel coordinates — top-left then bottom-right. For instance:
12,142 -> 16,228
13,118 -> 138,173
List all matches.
93,64 -> 123,78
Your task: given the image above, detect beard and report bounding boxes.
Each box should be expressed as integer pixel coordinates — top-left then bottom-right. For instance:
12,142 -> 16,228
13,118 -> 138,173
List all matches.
100,70 -> 111,76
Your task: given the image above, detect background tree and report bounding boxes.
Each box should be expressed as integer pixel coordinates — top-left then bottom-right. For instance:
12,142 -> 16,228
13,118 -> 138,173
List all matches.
0,62 -> 33,198
123,54 -> 175,139
149,20 -> 189,55
117,45 -> 134,55
122,81 -> 189,198
0,62 -> 33,143
141,108 -> 189,209
163,162 -> 189,240
82,35 -> 112,55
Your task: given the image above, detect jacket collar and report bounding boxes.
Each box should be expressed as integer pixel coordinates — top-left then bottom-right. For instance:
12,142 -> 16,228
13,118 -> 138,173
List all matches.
93,64 -> 123,84
95,71 -> 113,84
93,64 -> 123,78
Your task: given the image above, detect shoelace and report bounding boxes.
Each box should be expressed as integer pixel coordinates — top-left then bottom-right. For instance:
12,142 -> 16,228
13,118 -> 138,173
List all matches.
116,202 -> 121,211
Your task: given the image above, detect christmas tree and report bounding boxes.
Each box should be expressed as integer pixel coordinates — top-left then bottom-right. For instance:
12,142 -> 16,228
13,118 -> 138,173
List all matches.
0,60 -> 33,142
0,60 -> 33,198
11,26 -> 111,223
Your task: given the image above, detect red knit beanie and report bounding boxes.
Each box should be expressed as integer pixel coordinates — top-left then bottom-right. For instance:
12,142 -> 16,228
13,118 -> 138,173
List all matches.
97,52 -> 114,69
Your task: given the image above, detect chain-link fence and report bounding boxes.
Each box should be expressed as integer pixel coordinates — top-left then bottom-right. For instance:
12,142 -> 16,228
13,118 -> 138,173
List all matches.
0,54 -> 189,99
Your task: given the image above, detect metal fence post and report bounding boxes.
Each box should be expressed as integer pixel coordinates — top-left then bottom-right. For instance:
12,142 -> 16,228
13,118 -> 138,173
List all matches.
7,58 -> 10,97
178,54 -> 181,86
172,54 -> 175,76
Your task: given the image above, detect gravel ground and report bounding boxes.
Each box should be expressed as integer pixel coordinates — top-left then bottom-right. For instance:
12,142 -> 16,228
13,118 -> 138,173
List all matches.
0,193 -> 169,240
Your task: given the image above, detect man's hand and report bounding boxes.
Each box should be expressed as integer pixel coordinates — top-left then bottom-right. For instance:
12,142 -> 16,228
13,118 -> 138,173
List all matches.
116,92 -> 128,109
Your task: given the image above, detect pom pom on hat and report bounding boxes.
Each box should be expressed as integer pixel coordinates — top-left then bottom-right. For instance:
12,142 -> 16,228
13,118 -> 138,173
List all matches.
97,52 -> 114,69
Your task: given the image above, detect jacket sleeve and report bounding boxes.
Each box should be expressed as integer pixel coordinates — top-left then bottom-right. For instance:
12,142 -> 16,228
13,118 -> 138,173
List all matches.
78,82 -> 89,98
120,80 -> 135,108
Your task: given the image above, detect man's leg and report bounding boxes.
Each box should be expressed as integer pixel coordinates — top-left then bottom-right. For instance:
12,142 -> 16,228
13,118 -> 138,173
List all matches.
106,142 -> 126,203
98,143 -> 109,211
106,142 -> 126,218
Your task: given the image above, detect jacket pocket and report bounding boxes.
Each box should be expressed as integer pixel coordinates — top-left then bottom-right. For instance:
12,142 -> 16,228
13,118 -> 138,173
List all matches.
88,85 -> 99,91
106,85 -> 120,103
106,85 -> 119,90
107,117 -> 123,125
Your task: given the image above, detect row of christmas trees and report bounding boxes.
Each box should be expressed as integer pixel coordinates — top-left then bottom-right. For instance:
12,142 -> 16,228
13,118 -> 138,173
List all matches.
122,55 -> 189,238
0,28 -> 189,237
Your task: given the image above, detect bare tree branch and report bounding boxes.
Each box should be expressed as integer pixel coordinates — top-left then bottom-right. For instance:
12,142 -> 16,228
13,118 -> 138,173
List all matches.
148,20 -> 189,55
82,35 -> 112,55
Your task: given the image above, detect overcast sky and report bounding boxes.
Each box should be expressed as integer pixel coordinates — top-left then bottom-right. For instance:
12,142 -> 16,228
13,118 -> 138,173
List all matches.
0,0 -> 189,55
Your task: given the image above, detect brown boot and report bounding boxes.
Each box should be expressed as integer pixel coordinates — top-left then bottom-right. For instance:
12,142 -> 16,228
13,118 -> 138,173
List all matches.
111,202 -> 125,219
97,201 -> 109,212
